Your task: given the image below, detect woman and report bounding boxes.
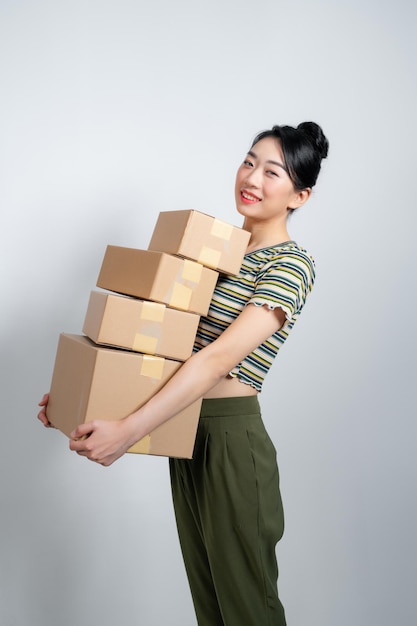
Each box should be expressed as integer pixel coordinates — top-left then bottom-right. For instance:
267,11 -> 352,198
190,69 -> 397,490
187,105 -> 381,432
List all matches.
38,121 -> 329,625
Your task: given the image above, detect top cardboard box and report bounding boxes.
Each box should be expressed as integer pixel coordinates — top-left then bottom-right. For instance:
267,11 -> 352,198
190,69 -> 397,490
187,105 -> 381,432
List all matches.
97,246 -> 218,316
148,210 -> 250,275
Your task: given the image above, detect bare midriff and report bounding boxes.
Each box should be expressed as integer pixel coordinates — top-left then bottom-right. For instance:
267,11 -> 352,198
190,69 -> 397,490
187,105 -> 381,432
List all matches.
203,375 -> 258,399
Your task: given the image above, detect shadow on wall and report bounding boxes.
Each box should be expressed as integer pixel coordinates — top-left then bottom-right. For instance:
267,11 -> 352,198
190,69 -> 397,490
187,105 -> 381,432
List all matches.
1,318 -> 178,625
0,197 -> 183,625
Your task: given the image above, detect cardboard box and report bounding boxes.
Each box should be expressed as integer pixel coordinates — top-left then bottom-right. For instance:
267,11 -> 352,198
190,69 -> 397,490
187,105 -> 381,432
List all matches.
47,334 -> 202,459
96,246 -> 218,316
82,290 -> 200,362
148,210 -> 251,275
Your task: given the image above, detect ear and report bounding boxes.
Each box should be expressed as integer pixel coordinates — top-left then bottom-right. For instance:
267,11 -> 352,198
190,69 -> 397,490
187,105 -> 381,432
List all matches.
288,187 -> 312,211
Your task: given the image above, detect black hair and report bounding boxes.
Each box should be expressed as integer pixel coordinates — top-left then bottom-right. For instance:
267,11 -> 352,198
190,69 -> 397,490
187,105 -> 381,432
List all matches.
251,122 -> 329,190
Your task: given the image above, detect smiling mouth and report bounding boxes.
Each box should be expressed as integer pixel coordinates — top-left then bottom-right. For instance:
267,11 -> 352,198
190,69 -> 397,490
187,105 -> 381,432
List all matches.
241,190 -> 261,203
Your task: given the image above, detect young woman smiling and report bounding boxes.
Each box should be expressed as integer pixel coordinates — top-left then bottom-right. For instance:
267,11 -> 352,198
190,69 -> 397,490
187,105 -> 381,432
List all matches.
38,121 -> 329,626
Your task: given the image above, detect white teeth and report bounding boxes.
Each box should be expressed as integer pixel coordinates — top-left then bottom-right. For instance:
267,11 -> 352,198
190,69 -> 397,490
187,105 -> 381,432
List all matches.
242,191 -> 259,201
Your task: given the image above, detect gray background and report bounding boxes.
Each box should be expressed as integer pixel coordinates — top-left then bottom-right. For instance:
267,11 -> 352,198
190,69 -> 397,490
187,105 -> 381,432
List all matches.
1,1 -> 416,625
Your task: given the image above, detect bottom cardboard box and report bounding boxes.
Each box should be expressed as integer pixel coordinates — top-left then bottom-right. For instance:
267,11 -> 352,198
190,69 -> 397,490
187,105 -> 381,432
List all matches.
47,333 -> 201,459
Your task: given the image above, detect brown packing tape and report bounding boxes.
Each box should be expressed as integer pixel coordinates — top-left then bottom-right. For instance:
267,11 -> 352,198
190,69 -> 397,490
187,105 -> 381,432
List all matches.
170,283 -> 192,310
128,434 -> 151,454
182,259 -> 203,283
133,334 -> 159,354
140,355 -> 165,379
211,219 -> 233,240
140,301 -> 166,322
198,246 -> 222,269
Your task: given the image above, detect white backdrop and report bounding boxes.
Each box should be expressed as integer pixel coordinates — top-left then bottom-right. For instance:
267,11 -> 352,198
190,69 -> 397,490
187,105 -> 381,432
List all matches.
1,1 -> 416,625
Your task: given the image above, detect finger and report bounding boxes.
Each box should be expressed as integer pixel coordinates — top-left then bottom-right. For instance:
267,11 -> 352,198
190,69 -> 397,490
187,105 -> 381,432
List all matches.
37,410 -> 55,428
70,422 -> 94,439
69,435 -> 93,453
75,449 -> 92,457
73,445 -> 102,464
38,393 -> 50,407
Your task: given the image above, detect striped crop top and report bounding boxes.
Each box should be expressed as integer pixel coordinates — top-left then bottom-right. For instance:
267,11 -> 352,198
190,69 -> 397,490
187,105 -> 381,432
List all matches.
193,241 -> 316,391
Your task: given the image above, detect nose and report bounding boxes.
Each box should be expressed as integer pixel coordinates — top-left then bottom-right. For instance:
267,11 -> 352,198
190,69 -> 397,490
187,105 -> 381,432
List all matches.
244,165 -> 261,188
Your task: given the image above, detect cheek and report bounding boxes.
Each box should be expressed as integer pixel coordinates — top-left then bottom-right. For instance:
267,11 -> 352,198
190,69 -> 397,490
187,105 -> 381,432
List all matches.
235,169 -> 244,192
267,180 -> 293,200
235,167 -> 244,183
264,180 -> 281,200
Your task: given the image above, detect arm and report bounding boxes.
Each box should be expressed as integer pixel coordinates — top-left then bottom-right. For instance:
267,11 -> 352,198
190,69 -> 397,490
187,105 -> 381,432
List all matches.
70,303 -> 286,465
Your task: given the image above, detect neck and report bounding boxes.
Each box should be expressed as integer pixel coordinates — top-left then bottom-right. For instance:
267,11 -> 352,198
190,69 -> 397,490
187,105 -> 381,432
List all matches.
242,218 -> 291,253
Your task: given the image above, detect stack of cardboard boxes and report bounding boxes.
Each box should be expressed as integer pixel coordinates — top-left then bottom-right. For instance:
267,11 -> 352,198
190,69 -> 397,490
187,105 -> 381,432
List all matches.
47,210 -> 250,458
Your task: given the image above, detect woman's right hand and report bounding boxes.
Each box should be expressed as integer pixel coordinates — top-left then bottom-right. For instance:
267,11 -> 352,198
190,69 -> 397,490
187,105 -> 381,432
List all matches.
37,393 -> 55,428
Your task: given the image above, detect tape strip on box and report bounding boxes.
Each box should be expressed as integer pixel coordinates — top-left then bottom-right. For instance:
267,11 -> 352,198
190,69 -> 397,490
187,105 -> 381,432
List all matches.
211,219 -> 233,240
198,246 -> 222,269
182,259 -> 203,284
128,435 -> 151,454
140,301 -> 166,322
133,333 -> 158,354
140,355 -> 165,379
170,283 -> 192,310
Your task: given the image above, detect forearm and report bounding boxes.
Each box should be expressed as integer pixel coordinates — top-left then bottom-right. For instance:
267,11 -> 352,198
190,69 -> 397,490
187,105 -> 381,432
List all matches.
123,346 -> 226,445
67,303 -> 284,465
123,303 -> 285,447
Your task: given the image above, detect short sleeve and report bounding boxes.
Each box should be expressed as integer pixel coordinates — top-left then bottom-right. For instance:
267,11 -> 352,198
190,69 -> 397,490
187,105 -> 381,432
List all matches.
247,250 -> 316,324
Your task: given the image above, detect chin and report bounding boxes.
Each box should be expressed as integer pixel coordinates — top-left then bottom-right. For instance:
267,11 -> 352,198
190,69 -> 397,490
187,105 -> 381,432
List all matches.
236,205 -> 248,219
236,203 -> 258,218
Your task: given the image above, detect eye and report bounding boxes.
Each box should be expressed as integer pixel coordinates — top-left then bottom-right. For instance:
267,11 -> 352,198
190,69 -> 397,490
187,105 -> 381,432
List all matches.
243,159 -> 254,167
266,169 -> 279,177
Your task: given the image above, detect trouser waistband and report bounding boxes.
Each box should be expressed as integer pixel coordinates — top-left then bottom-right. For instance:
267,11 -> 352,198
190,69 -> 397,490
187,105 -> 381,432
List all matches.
200,396 -> 260,418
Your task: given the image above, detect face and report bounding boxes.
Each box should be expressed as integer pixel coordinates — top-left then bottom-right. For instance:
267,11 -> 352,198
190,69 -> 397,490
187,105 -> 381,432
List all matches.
234,136 -> 309,224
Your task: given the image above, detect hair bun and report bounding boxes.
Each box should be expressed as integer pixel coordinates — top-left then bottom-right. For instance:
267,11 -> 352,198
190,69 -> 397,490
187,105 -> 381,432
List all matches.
298,122 -> 329,160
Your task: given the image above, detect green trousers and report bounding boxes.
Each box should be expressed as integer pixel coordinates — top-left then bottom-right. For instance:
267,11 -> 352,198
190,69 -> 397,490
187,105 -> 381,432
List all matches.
169,396 -> 286,626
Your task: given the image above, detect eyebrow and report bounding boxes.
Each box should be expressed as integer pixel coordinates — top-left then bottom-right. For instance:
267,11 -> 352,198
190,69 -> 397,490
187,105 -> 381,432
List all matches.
247,150 -> 289,175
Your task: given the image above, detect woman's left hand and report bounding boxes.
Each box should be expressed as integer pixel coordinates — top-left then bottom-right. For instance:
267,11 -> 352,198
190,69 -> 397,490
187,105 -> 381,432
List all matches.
69,418 -> 137,467
38,393 -> 55,428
